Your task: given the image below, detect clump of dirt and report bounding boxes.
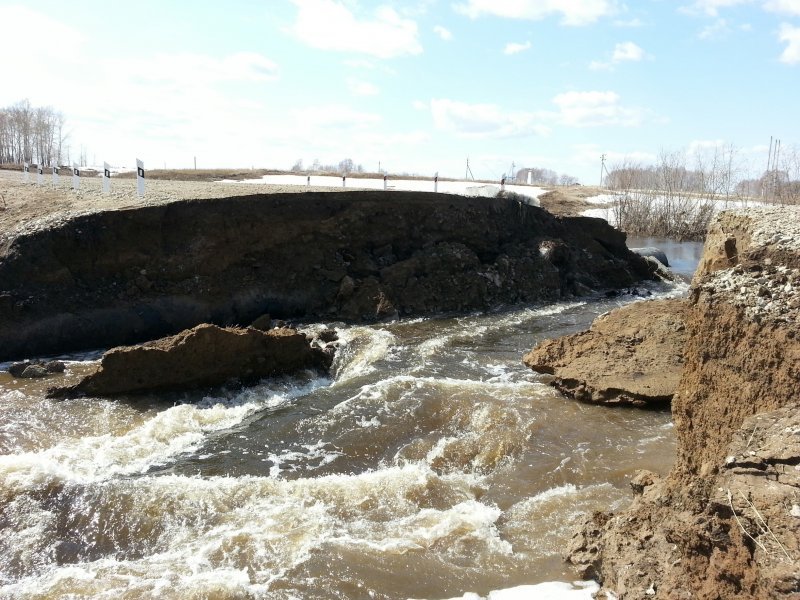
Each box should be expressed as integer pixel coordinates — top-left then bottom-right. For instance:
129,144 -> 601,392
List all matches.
523,298 -> 687,408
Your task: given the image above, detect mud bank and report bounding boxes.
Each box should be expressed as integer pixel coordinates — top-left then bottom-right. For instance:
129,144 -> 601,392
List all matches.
0,189 -> 655,361
566,207 -> 800,599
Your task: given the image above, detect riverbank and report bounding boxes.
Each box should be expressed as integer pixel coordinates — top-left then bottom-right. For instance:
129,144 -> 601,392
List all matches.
561,206 -> 800,598
0,174 -> 657,361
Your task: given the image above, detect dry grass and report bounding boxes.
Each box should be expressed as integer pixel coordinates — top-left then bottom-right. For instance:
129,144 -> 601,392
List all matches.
113,168 -> 281,181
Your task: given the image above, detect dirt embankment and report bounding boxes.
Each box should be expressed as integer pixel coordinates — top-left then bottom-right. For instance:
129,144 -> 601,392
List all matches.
565,207 -> 800,599
0,175 -> 656,361
523,298 -> 688,407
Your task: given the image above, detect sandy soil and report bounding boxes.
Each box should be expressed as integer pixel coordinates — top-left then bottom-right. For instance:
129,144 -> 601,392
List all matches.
0,170 -> 353,241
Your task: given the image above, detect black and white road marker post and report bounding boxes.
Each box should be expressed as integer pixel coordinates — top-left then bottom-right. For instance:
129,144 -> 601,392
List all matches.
136,158 -> 145,197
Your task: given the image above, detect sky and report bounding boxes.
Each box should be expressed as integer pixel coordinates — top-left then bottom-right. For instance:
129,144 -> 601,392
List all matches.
2,0 -> 799,183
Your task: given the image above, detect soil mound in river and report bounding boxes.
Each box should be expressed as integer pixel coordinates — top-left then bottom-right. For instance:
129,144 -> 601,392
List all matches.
0,188 -> 657,361
523,298 -> 687,408
48,323 -> 333,398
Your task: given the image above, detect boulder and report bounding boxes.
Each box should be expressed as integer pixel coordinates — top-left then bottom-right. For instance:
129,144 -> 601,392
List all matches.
523,298 -> 688,407
630,246 -> 670,267
48,323 -> 333,398
8,359 -> 65,378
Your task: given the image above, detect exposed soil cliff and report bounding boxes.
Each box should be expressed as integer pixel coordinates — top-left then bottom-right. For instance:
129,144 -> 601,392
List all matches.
566,207 -> 800,599
523,298 -> 687,407
0,189 -> 656,361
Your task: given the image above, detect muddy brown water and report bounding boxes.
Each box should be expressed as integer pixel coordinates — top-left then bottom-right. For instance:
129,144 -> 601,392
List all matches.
0,242 -> 699,599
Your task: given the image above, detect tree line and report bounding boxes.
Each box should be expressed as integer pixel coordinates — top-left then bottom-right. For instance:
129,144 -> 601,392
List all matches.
0,99 -> 68,167
515,167 -> 578,186
605,144 -> 800,204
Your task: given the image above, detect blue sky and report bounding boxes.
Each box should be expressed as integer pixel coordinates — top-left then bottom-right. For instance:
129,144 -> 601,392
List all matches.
2,0 -> 798,183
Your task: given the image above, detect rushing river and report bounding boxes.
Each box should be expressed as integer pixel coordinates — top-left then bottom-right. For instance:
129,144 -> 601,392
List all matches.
0,245 -> 698,599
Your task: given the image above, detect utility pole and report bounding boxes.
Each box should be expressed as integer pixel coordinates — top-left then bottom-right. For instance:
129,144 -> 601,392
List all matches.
600,154 -> 607,187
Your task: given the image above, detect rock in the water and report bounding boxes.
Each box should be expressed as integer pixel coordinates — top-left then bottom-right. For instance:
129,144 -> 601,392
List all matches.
523,298 -> 687,407
250,313 -> 272,331
317,328 -> 338,343
21,364 -> 49,378
48,323 -> 333,398
8,359 -> 66,378
630,246 -> 670,267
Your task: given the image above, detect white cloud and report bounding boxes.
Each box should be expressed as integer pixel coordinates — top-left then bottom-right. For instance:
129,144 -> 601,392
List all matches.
412,100 -> 429,110
681,0 -> 751,17
290,0 -> 422,59
590,41 -> 646,70
429,99 -> 550,138
779,23 -> 800,63
504,41 -> 532,55
454,0 -> 617,26
427,91 -> 646,139
765,0 -> 800,16
612,41 -> 645,61
552,91 -> 646,127
347,78 -> 380,96
433,25 -> 453,40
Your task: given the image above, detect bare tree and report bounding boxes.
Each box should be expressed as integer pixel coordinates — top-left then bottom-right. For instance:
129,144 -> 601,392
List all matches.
0,99 -> 68,166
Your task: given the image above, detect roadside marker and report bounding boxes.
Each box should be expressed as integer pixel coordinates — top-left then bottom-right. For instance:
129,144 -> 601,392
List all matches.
52,165 -> 59,187
103,162 -> 111,194
72,163 -> 80,190
23,162 -> 29,183
136,158 -> 145,197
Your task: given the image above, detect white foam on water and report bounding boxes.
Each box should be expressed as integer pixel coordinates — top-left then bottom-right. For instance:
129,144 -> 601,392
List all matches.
419,580 -> 600,600
266,440 -> 343,477
0,379 -> 325,490
328,500 -> 510,556
332,326 -> 397,383
3,462 -> 500,598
